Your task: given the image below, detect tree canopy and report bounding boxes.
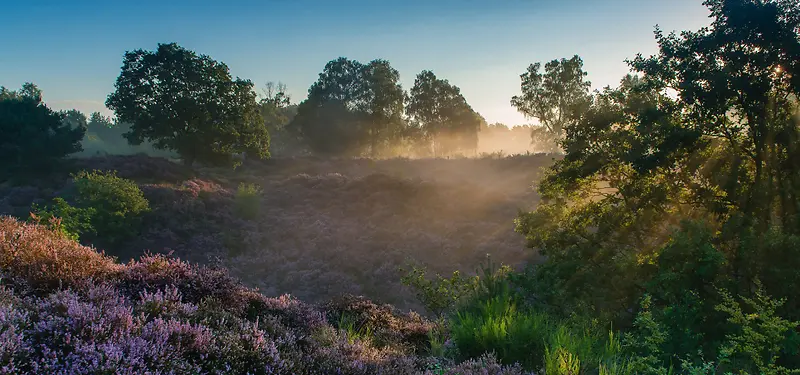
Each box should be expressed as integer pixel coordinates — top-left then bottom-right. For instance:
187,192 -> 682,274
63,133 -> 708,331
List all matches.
511,55 -> 592,153
0,83 -> 85,177
406,70 -> 484,156
105,42 -> 269,166
289,57 -> 405,156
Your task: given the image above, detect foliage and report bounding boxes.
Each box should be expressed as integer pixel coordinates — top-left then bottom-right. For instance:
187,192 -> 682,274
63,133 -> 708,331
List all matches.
258,82 -> 302,157
0,83 -> 85,177
289,57 -> 406,156
510,55 -> 592,153
449,289 -> 549,369
400,263 -> 478,318
106,42 -> 269,166
510,0 -> 800,373
71,170 -> 150,244
233,182 -> 261,220
406,70 -> 485,156
715,282 -> 800,374
29,197 -> 96,241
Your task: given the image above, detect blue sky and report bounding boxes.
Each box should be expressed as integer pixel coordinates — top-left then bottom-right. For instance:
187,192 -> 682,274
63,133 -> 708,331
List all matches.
0,0 -> 711,125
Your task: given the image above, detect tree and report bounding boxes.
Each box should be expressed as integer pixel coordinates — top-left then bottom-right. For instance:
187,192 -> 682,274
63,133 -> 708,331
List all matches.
0,83 -> 85,177
511,55 -> 592,153
105,42 -> 269,166
362,59 -> 405,156
288,57 -> 367,155
258,82 -> 301,156
289,57 -> 406,156
406,70 -> 483,156
514,0 -> 800,369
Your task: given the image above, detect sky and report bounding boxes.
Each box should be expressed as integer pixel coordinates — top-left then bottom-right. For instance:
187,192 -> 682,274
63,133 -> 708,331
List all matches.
0,0 -> 712,125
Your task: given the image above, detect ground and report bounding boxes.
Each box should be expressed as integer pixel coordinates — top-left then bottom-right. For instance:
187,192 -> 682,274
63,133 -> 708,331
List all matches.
0,154 -> 554,313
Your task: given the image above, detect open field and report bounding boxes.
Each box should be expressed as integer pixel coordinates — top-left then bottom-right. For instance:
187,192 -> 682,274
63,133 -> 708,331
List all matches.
0,154 -> 555,312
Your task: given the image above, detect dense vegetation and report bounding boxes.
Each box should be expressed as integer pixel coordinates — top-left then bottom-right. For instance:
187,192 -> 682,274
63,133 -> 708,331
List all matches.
1,0 -> 799,373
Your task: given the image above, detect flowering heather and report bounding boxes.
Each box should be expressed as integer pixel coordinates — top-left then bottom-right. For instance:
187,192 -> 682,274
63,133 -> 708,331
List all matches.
0,216 -> 121,292
0,217 -> 533,374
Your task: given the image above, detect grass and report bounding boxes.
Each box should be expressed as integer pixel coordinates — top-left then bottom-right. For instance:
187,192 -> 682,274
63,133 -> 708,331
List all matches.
233,182 -> 262,220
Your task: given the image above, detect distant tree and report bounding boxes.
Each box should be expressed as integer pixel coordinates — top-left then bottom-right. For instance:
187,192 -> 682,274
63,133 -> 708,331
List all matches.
362,59 -> 406,156
406,70 -> 482,156
511,55 -> 592,153
60,109 -> 88,130
106,42 -> 269,166
289,57 -> 406,156
0,83 -> 85,176
259,81 -> 292,128
289,57 -> 367,155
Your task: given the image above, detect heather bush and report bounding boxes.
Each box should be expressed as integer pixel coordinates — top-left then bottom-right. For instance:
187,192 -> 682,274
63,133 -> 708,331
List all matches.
419,354 -> 533,375
0,217 -> 121,291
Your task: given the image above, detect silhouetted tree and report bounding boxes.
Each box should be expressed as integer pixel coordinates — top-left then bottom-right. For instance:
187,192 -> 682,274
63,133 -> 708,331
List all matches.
0,83 -> 85,177
406,70 -> 482,156
289,58 -> 366,155
511,55 -> 592,153
289,57 -> 406,156
362,59 -> 405,156
106,43 -> 269,166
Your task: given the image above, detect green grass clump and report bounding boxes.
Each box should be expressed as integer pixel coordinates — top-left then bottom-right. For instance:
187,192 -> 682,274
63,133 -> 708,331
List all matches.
234,182 -> 262,220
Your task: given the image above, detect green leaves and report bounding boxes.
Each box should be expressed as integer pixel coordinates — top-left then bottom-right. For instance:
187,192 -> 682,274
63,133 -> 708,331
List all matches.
105,43 -> 268,167
400,264 -> 477,319
71,170 -> 150,245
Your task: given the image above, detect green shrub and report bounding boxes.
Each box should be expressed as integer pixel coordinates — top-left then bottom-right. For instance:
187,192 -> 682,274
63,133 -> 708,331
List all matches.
234,182 -> 261,220
71,170 -> 150,243
400,263 -> 478,318
29,197 -> 95,241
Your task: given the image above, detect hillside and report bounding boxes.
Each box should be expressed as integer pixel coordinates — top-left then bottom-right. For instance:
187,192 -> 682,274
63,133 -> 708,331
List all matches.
0,154 -> 554,312
0,216 -> 531,374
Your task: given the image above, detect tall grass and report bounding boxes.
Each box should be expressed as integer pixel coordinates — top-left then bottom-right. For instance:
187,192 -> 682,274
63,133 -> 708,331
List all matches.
234,182 -> 262,220
447,258 -> 632,373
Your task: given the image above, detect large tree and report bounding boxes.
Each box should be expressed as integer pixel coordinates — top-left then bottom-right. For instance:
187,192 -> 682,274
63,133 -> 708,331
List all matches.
406,70 -> 483,156
516,0 -> 800,371
0,83 -> 85,176
106,43 -> 269,166
288,57 -> 405,156
510,55 -> 592,153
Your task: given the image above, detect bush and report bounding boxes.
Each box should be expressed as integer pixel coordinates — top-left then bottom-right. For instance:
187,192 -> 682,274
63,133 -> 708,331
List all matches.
400,263 -> 477,318
29,197 -> 96,241
233,182 -> 261,220
71,170 -> 150,243
0,216 -> 121,291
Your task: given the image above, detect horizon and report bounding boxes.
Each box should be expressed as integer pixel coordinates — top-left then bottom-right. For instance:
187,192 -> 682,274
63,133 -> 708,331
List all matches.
1,0 -> 711,125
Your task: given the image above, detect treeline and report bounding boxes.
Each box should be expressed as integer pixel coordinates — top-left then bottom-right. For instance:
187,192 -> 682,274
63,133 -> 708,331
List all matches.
2,38 -> 584,169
